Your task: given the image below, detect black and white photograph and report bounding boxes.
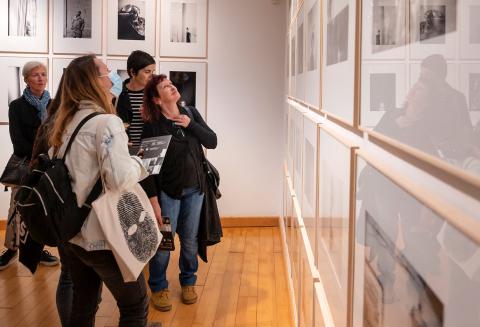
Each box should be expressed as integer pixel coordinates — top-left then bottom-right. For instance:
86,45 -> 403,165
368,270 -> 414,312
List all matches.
469,6 -> 480,44
326,5 -> 349,66
160,0 -> 207,57
306,1 -> 319,72
469,73 -> 480,111
370,73 -> 396,111
7,66 -> 23,106
363,211 -> 444,327
170,2 -> 197,43
297,23 -> 304,74
372,4 -> 403,53
8,0 -> 37,37
118,0 -> 145,40
118,69 -> 129,82
419,5 -> 446,44
63,0 -> 91,38
170,71 -> 196,107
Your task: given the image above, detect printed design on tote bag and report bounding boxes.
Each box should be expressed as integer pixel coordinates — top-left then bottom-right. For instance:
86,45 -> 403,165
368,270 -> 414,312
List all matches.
117,192 -> 158,262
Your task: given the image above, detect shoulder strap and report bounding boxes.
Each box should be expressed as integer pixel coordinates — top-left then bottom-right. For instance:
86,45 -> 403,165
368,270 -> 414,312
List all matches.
62,112 -> 103,161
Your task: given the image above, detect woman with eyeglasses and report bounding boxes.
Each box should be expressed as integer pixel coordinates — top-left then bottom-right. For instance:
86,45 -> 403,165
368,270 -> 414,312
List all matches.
141,74 -> 217,312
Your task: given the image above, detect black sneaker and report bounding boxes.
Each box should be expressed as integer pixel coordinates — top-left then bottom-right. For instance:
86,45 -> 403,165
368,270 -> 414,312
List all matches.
0,249 -> 18,270
39,250 -> 60,266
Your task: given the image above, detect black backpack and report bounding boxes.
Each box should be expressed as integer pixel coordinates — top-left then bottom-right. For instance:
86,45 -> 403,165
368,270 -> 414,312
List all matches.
14,112 -> 103,247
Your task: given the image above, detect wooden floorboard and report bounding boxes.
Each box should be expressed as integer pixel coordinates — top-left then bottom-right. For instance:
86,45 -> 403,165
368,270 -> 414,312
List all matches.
0,227 -> 292,327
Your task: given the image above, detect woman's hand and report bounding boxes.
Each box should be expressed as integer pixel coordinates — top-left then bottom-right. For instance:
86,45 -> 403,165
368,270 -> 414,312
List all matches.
149,196 -> 163,227
172,114 -> 191,128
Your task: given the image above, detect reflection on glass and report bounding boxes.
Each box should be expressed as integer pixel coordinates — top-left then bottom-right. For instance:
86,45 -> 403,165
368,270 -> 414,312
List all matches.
317,129 -> 350,327
355,159 -> 480,326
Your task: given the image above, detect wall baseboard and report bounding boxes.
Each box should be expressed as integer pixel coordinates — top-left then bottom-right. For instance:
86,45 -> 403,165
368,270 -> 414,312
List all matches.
220,217 -> 279,227
0,217 -> 280,231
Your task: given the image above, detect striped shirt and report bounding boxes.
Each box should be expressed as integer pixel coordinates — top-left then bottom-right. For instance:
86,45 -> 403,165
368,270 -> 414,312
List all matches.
127,89 -> 144,147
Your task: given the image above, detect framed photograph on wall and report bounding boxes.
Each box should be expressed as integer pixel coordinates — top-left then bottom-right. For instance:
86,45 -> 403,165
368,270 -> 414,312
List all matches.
106,59 -> 130,82
353,151 -> 480,326
53,0 -> 102,54
460,0 -> 480,59
107,0 -> 156,55
0,0 -> 48,53
316,125 -> 357,327
362,0 -> 406,60
409,61 -> 459,90
0,57 -> 48,122
322,0 -> 357,125
304,0 -> 321,109
158,61 -> 207,118
409,0 -> 457,60
52,58 -> 74,96
159,0 -> 208,58
360,63 -> 406,128
289,28 -> 297,97
460,63 -> 480,128
302,112 -> 321,257
292,106 -> 305,207
295,4 -> 306,101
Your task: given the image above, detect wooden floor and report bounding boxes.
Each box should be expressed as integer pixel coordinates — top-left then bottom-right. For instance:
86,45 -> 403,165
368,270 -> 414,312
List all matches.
0,227 -> 292,327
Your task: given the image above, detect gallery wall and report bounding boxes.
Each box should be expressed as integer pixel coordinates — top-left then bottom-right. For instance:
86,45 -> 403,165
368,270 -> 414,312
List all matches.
282,0 -> 480,326
0,0 -> 286,219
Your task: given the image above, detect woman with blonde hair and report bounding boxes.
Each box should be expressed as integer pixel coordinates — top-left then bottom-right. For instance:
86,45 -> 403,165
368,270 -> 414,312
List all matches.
49,54 -> 151,327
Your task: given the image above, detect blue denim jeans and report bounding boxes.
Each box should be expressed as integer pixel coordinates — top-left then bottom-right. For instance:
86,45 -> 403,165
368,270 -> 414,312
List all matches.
148,187 -> 204,292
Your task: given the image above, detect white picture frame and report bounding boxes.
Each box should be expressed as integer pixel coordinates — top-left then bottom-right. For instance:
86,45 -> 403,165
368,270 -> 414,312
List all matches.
304,0 -> 321,109
322,0 -> 357,124
53,0 -> 102,54
0,0 -> 48,53
52,58 -> 74,96
361,63 -> 406,128
295,4 -> 306,101
409,0 -> 457,60
159,0 -> 208,58
292,106 -> 305,207
362,0 -> 406,60
158,61 -> 207,118
107,0 -> 156,56
459,0 -> 480,59
289,27 -> 297,97
0,56 -> 48,122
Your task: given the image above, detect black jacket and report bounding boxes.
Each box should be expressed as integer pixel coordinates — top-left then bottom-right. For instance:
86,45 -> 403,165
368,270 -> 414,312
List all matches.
140,106 -> 217,199
8,96 -> 47,159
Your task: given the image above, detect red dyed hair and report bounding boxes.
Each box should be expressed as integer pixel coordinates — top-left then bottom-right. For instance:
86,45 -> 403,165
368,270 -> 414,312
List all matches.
142,74 -> 167,123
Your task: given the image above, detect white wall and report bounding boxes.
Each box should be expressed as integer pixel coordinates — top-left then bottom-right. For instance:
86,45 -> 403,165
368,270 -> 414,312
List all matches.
0,0 -> 286,219
207,0 -> 286,216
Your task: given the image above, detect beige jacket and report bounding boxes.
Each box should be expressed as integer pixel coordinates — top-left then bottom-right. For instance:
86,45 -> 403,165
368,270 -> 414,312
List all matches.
53,100 -> 148,251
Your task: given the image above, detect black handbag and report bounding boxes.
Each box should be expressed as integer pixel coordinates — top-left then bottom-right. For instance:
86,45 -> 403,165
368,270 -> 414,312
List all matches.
0,154 -> 30,187
203,156 -> 221,199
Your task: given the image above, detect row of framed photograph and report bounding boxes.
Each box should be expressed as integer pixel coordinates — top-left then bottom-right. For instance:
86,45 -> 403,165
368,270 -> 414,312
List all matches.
0,57 -> 207,123
0,0 -> 207,57
282,104 -> 480,326
287,0 -> 480,206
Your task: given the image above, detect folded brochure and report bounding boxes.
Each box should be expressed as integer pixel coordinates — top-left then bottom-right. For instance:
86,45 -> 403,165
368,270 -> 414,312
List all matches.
140,135 -> 172,175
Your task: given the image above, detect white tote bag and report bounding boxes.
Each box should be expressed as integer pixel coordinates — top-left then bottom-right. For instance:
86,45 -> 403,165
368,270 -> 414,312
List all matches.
92,183 -> 162,282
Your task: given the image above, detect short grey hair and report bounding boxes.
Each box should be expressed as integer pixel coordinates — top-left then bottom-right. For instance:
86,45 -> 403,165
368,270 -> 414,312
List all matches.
22,61 -> 46,79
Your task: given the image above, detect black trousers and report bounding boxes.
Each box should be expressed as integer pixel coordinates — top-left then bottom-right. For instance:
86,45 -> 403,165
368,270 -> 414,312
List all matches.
64,243 -> 148,327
